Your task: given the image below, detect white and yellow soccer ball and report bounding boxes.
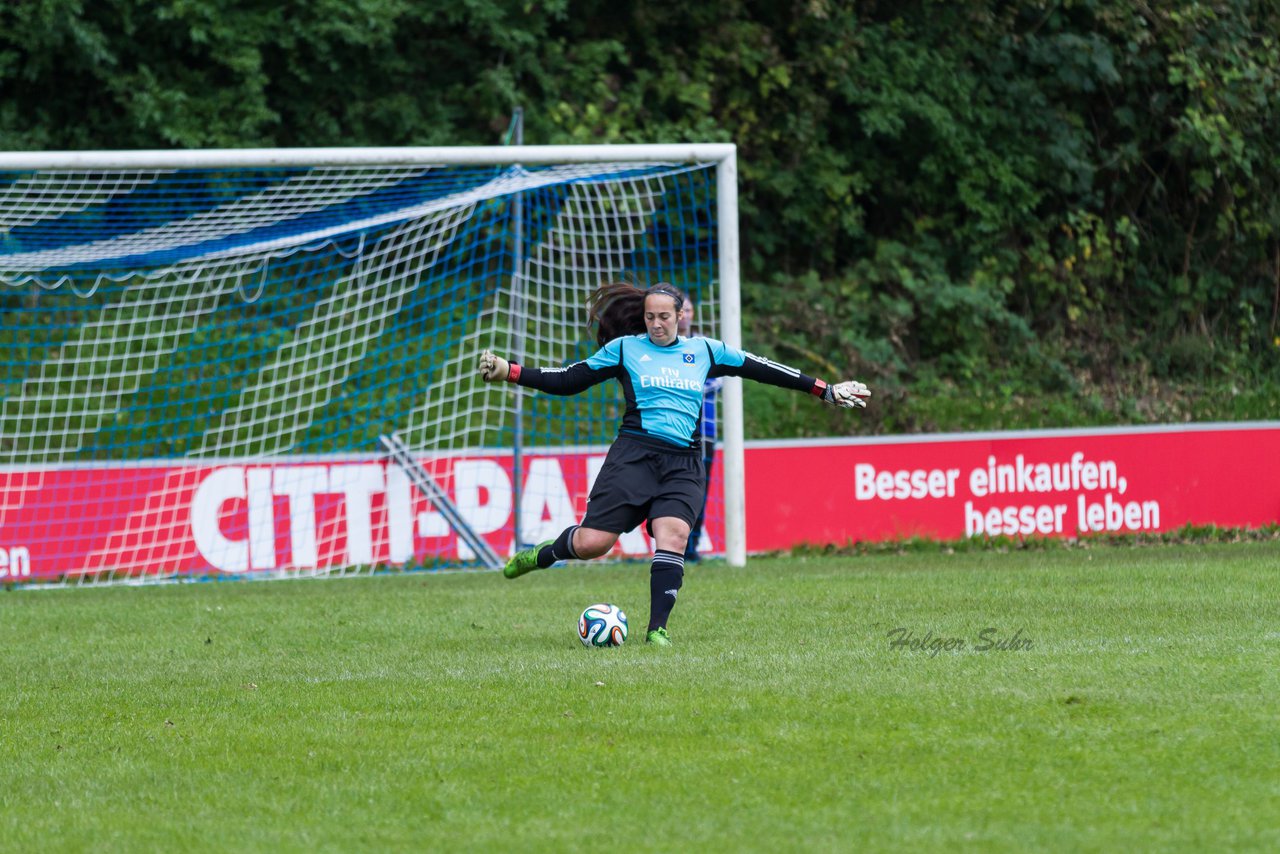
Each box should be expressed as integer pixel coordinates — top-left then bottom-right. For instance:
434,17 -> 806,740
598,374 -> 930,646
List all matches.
578,603 -> 628,647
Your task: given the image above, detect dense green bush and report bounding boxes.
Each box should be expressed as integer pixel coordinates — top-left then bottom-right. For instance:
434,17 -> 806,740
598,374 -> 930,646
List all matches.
3,0 -> 1278,435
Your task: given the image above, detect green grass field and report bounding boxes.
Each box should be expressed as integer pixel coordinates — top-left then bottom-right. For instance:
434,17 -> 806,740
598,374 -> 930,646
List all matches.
2,544 -> 1277,852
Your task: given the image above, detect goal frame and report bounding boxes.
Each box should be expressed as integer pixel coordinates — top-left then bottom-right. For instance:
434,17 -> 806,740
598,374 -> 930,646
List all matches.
0,144 -> 747,567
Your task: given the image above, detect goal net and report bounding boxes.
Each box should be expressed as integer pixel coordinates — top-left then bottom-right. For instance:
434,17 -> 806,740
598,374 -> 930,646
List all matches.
0,145 -> 743,586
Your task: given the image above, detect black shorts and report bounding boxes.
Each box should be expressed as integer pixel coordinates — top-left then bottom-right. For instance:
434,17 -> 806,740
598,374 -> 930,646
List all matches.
581,434 -> 706,534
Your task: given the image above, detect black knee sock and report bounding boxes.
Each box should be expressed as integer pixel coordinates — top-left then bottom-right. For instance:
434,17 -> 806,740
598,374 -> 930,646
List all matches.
537,525 -> 580,568
648,549 -> 685,631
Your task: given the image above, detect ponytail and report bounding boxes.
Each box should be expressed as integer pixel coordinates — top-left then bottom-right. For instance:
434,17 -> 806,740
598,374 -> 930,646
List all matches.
587,281 -> 685,347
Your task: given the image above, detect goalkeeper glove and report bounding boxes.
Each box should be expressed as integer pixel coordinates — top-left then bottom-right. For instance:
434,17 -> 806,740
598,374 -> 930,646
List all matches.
478,349 -> 511,383
822,380 -> 870,409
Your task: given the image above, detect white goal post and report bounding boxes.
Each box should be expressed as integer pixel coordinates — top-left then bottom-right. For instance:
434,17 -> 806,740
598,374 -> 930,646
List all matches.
0,144 -> 746,584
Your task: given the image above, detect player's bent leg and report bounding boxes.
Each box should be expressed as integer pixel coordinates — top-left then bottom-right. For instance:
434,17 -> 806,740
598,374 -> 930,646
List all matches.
503,524 -> 620,579
571,526 -> 621,560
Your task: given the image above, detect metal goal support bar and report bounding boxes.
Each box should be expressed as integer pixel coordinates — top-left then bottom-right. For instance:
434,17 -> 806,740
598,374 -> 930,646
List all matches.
379,433 -> 503,571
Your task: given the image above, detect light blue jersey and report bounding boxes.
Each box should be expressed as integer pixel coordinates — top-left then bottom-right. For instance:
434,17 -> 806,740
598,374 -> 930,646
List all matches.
516,333 -> 814,449
587,335 -> 733,447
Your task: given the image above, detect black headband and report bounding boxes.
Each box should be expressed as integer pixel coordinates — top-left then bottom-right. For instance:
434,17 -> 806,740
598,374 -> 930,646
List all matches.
644,285 -> 684,310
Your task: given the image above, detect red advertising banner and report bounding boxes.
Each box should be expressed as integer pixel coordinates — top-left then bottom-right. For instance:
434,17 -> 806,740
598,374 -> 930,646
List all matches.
0,450 -> 723,582
744,423 -> 1280,550
2,423 -> 1276,581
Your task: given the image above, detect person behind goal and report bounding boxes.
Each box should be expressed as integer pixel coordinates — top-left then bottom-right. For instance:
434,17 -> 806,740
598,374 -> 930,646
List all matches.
478,282 -> 870,646
674,288 -> 721,563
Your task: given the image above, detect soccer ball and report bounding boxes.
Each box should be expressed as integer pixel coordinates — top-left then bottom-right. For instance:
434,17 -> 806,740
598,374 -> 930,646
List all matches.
578,603 -> 628,647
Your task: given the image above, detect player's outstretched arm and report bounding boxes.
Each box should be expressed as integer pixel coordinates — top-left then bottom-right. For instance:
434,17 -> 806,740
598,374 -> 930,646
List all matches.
478,349 -> 511,383
819,379 -> 871,409
709,345 -> 871,410
478,348 -> 611,394
711,340 -> 870,409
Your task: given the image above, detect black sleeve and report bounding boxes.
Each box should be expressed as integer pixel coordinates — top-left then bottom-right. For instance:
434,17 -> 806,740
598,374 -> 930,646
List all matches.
706,342 -> 826,398
513,360 -> 620,396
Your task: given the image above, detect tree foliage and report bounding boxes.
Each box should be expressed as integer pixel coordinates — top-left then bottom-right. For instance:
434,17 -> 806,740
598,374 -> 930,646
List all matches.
3,0 -> 1278,432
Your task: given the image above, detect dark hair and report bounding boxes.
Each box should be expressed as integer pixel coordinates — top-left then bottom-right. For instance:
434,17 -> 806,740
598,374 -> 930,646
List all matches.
587,282 -> 684,347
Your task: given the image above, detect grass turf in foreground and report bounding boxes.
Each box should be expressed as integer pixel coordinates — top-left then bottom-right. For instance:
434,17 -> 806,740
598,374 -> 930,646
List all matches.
1,544 -> 1277,851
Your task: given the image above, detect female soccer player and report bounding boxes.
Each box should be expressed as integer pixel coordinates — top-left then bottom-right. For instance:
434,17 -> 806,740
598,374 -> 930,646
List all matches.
478,282 -> 869,646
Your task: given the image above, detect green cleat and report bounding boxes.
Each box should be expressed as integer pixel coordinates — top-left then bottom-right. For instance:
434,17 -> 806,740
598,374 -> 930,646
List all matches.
503,540 -> 552,579
645,626 -> 673,647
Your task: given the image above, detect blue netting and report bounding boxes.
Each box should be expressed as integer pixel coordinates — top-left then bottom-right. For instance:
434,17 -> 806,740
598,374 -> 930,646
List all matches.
0,158 -> 724,582
0,163 -> 690,273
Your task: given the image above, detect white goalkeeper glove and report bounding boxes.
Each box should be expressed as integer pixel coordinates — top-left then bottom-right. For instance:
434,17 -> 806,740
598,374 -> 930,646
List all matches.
478,349 -> 511,383
823,380 -> 870,409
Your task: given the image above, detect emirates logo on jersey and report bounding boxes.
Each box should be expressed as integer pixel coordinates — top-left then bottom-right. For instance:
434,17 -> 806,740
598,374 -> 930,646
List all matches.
639,374 -> 702,391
